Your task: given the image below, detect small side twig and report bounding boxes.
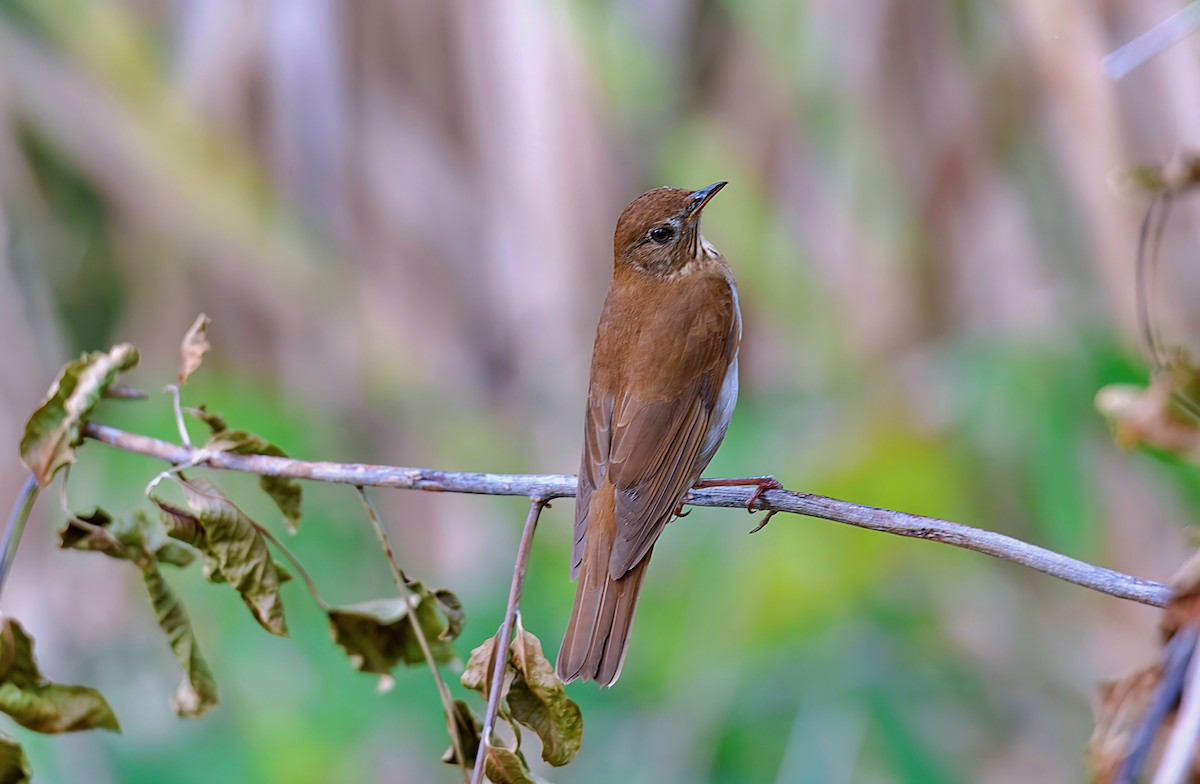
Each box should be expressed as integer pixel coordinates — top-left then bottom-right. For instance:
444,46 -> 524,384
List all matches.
1154,626 -> 1200,784
1118,627 -> 1199,783
471,497 -> 548,784
356,487 -> 469,784
165,384 -> 191,448
0,475 -> 39,599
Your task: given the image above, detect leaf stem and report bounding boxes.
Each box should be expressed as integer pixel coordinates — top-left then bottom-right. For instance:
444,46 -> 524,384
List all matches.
471,497 -> 548,784
0,476 -> 39,599
165,384 -> 191,447
356,487 -> 469,784
250,518 -> 328,612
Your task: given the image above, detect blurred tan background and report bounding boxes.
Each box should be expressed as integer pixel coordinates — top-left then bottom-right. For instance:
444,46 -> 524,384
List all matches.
2,1 -> 1200,782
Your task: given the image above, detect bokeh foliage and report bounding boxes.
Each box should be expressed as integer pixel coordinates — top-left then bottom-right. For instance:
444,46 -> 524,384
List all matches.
3,1 -> 1200,782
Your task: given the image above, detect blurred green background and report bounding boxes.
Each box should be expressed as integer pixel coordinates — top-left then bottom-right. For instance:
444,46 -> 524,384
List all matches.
2,1 -> 1199,781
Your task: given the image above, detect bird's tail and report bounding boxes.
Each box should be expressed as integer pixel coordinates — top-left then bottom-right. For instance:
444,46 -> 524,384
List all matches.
556,534 -> 652,687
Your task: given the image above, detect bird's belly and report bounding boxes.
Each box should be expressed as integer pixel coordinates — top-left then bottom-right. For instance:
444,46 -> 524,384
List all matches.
698,353 -> 738,470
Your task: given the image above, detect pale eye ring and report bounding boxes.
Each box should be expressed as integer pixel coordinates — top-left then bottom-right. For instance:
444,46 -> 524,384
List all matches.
649,226 -> 673,244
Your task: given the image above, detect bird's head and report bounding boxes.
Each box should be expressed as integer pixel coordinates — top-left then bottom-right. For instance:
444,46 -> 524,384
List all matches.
613,182 -> 727,275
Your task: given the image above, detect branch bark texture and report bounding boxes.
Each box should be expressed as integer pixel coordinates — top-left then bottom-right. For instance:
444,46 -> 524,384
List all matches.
82,422 -> 1172,608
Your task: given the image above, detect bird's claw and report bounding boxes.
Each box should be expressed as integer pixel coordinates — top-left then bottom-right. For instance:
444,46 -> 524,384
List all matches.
745,476 -> 783,513
749,510 -> 778,534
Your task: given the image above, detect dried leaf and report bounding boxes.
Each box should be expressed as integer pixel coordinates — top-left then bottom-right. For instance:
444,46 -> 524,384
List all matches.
178,314 -> 211,385
462,634 -> 514,705
190,406 -> 302,532
462,625 -> 583,767
59,509 -> 196,568
58,510 -> 216,718
0,734 -> 30,784
1088,664 -> 1162,782
483,746 -> 536,784
1095,380 -> 1200,459
0,618 -> 119,733
19,344 -> 138,486
139,564 -> 218,718
327,584 -> 463,674
154,478 -> 288,636
507,626 -> 582,766
441,699 -> 482,766
1164,551 -> 1200,639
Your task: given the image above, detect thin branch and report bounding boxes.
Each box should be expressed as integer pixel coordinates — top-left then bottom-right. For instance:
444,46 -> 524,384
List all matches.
356,487 -> 469,784
472,497 -> 548,784
0,475 -> 39,598
1119,627 -> 1199,783
164,385 -> 191,447
81,421 -> 1173,608
1154,625 -> 1200,784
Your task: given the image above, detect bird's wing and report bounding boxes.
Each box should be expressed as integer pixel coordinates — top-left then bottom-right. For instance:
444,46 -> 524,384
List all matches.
571,277 -> 738,581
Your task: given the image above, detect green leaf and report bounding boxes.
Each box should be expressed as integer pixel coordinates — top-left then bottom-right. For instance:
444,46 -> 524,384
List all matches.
0,618 -> 119,733
177,313 -> 211,385
327,584 -> 463,675
507,626 -> 582,767
154,478 -> 288,636
0,733 -> 30,784
139,564 -> 218,717
19,343 -> 138,486
190,406 -> 302,532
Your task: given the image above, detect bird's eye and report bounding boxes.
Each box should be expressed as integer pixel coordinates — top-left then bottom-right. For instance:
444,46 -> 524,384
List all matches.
649,226 -> 673,244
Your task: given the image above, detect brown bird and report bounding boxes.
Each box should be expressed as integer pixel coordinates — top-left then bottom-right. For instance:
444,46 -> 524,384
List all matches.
557,182 -> 775,686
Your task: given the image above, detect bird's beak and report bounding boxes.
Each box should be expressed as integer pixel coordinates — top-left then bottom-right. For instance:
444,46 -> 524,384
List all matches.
684,181 -> 727,224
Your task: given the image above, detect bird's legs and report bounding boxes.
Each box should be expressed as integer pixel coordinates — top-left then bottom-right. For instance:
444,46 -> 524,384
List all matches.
693,475 -> 782,510
690,476 -> 783,532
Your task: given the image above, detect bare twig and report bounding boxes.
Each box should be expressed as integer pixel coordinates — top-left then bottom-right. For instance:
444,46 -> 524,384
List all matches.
1136,191 -> 1170,372
81,422 -> 1172,608
471,497 -> 548,784
356,487 -> 469,784
165,385 -> 191,447
1154,626 -> 1200,784
104,384 -> 148,400
0,475 -> 39,598
1119,627 -> 1199,783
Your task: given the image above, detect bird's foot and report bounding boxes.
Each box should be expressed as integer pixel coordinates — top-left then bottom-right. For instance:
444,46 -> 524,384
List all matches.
693,475 -> 783,512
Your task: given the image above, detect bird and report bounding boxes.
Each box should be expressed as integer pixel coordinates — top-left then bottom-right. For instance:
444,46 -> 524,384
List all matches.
557,182 -> 776,686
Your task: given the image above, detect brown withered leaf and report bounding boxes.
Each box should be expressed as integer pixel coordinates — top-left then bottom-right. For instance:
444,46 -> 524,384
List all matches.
507,625 -> 582,766
153,479 -> 288,636
0,618 -> 119,733
483,746 -> 536,784
1088,664 -> 1163,782
327,583 -> 463,675
461,634 -> 513,704
1096,349 -> 1200,461
189,406 -> 302,532
0,733 -> 30,784
1095,380 -> 1200,459
462,623 -> 583,767
19,344 -> 138,486
177,314 -> 211,385
1164,551 -> 1200,639
441,699 -> 482,767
